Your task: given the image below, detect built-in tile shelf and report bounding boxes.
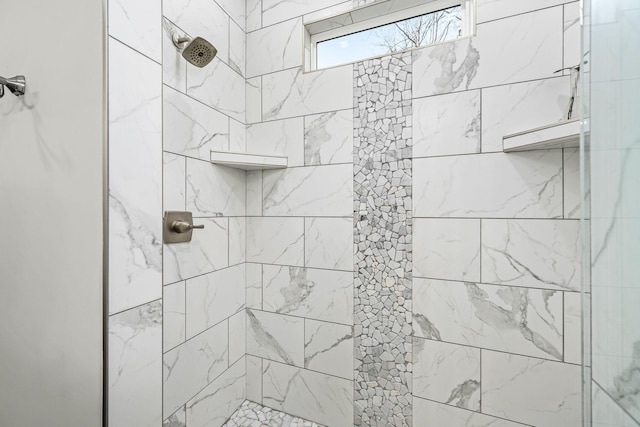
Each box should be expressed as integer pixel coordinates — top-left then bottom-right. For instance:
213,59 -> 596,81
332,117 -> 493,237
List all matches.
210,151 -> 288,171
503,119 -> 581,152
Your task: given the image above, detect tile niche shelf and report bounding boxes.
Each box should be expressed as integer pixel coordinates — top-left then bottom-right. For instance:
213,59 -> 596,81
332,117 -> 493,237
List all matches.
209,150 -> 288,171
503,119 -> 582,152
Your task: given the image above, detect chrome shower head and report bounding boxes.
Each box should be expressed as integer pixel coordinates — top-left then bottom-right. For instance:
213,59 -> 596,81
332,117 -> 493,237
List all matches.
172,34 -> 217,68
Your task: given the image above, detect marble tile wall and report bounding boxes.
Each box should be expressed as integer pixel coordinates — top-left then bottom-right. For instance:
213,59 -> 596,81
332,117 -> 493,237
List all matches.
587,0 -> 640,425
108,0 -> 247,425
244,3 -> 355,426
245,1 -> 584,426
410,2 -> 585,426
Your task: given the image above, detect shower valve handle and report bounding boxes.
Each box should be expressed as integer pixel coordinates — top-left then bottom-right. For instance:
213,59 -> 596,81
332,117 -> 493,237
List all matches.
170,220 -> 205,234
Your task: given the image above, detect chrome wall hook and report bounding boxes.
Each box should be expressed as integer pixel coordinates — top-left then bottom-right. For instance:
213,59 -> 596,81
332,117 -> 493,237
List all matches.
0,75 -> 27,98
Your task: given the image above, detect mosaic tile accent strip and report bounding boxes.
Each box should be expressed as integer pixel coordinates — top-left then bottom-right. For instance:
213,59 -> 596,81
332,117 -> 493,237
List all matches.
224,400 -> 325,427
353,53 -> 413,426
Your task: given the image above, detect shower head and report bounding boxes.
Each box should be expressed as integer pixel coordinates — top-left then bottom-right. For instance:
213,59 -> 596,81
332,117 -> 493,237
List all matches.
0,75 -> 26,98
172,34 -> 217,68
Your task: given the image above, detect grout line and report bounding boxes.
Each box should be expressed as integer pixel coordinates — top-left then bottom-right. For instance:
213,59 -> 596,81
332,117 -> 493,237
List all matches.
413,275 -> 581,294
592,379 -> 640,426
163,261 -> 246,288
476,2 -> 570,26
412,216 -> 579,221
165,356 -> 246,421
248,307 -> 352,328
257,357 -> 355,383
413,335 -> 582,367
108,298 -> 162,318
413,396 -> 534,426
108,35 -> 162,65
163,309 -> 243,355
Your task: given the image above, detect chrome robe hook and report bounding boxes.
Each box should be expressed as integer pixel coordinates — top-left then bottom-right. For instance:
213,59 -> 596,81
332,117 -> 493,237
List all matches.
0,75 -> 26,98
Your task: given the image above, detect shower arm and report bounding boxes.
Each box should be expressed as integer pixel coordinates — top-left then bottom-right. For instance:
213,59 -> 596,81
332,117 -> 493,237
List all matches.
172,35 -> 192,50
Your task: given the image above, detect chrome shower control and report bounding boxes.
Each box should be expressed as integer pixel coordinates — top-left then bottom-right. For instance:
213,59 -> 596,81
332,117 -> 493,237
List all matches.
163,211 -> 204,244
170,220 -> 204,234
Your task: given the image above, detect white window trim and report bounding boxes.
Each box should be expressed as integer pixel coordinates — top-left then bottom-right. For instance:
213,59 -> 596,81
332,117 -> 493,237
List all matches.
306,0 -> 475,71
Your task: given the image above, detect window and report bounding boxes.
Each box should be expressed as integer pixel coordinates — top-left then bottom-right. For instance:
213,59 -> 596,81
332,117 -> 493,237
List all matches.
305,0 -> 474,71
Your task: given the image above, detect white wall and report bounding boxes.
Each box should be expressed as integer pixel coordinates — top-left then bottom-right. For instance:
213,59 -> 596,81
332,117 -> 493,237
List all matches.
0,1 -> 105,426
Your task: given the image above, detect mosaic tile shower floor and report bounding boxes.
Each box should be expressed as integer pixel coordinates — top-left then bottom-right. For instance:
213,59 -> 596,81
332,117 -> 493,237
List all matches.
223,401 -> 326,427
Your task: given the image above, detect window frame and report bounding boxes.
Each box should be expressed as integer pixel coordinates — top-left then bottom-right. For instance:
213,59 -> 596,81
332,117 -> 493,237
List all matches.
306,0 -> 475,71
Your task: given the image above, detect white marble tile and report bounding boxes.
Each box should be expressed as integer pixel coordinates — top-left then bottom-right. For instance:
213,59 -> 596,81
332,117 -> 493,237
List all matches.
109,301 -> 162,427
163,217 -> 229,284
109,38 -> 162,315
186,264 -> 245,338
246,0 -> 262,31
262,65 -> 353,120
476,0 -> 568,23
413,151 -> 564,219
263,165 -> 352,216
263,265 -> 353,325
413,7 -> 563,97
246,217 -> 305,266
186,158 -> 246,217
229,118 -> 247,152
163,86 -> 229,159
413,279 -> 564,361
163,282 -> 186,352
564,147 -> 581,219
262,0 -> 346,26
163,19 -> 188,93
413,218 -> 480,281
163,406 -> 186,427
592,285 -> 625,359
481,77 -> 571,152
263,361 -> 353,427
564,291 -> 584,365
593,351 -> 640,424
305,217 -> 353,271
592,380 -> 640,427
413,338 -> 480,410
246,355 -> 263,404
163,0 -> 229,63
216,0 -> 246,30
302,1 -> 355,28
246,77 -> 262,124
229,217 -> 246,265
592,286 -> 640,422
247,309 -> 304,366
246,263 -> 263,310
413,397 -> 528,427
186,358 -> 246,427
304,109 -> 353,165
564,2 -> 581,72
163,320 -> 229,417
247,18 -> 303,78
305,320 -> 353,380
482,219 -> 581,291
109,0 -> 161,62
482,351 -> 582,427
187,59 -> 245,122
591,183 -> 640,289
246,171 -> 263,216
163,153 -> 186,212
246,118 -> 305,167
413,90 -> 480,157
229,310 -> 246,364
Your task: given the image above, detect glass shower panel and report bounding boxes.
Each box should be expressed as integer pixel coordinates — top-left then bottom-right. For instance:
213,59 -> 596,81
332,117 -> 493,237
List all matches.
583,0 -> 640,426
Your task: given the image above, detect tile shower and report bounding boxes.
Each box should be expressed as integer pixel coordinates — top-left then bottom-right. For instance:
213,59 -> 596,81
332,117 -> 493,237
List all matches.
103,1 -> 638,427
